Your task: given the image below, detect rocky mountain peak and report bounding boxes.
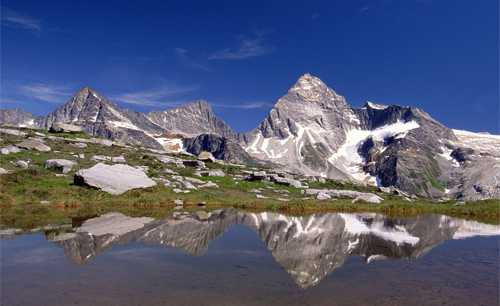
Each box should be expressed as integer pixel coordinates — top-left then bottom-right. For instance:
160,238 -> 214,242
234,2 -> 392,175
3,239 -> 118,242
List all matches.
290,73 -> 326,95
194,99 -> 211,110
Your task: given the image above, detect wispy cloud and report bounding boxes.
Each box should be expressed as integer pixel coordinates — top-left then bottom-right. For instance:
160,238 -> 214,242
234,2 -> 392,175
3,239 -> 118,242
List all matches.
173,48 -> 213,71
208,33 -> 276,60
1,7 -> 42,31
108,81 -> 200,108
19,83 -> 73,103
358,0 -> 392,12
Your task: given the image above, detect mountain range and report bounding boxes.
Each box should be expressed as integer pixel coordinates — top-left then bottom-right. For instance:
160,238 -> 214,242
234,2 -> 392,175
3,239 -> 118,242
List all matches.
1,74 -> 499,200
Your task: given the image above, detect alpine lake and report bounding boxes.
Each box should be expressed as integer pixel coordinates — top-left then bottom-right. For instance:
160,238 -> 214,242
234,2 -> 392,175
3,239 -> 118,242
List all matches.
1,209 -> 499,306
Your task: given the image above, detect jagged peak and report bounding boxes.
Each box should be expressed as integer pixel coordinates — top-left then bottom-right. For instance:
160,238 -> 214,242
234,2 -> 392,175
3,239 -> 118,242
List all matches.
184,99 -> 213,111
73,86 -> 104,101
290,73 -> 327,93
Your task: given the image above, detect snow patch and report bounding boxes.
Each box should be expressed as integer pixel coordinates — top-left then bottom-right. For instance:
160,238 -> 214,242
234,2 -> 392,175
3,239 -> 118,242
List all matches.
340,214 -> 420,245
329,121 -> 420,166
109,121 -> 140,131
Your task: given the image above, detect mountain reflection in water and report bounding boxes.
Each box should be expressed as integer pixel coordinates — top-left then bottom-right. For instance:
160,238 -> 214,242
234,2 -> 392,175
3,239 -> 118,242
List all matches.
26,210 -> 499,289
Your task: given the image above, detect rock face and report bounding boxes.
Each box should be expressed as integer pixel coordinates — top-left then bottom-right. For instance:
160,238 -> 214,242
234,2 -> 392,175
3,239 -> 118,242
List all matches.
183,134 -> 262,166
1,75 -> 499,200
147,100 -> 237,138
74,163 -> 157,195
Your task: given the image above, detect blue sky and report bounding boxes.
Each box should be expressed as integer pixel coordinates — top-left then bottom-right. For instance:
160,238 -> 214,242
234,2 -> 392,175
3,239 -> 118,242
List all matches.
1,0 -> 498,134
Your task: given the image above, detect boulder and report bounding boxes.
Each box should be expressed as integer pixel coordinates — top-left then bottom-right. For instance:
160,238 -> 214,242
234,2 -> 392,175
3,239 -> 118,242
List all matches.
179,180 -> 197,189
184,177 -> 205,184
351,194 -> 382,204
0,128 -> 27,137
74,163 -> 157,195
1,148 -> 8,155
90,138 -> 114,147
70,142 -> 87,148
271,176 -> 291,186
290,180 -> 308,188
45,159 -> 77,173
0,168 -> 9,175
112,156 -> 126,163
182,160 -> 206,168
317,193 -> 331,200
174,199 -> 184,206
50,122 -> 83,133
15,140 -> 51,152
195,169 -> 226,177
378,187 -> 391,194
14,161 -> 29,168
197,151 -> 216,162
3,145 -> 20,154
248,171 -> 267,181
199,182 -> 219,188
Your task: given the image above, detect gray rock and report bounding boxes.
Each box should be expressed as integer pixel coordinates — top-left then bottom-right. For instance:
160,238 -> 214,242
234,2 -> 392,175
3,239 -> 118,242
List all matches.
89,138 -> 113,146
351,195 -> 382,204
70,142 -> 87,148
271,176 -> 291,186
255,194 -> 268,199
174,199 -> 184,206
152,177 -> 171,185
197,151 -> 216,162
0,168 -> 10,175
248,171 -> 267,181
308,176 -> 317,183
74,163 -> 157,195
14,161 -> 29,168
15,140 -> 51,152
112,156 -> 126,163
182,160 -> 206,168
1,148 -> 8,155
171,175 -> 184,181
4,145 -> 20,154
49,122 -> 83,133
135,166 -> 149,172
40,201 -> 51,204
317,193 -> 331,200
378,187 -> 391,194
453,201 -> 467,206
184,177 -> 205,184
195,169 -> 226,177
199,182 -> 219,188
179,180 -> 197,190
91,155 -> 111,162
318,177 -> 326,184
290,180 -> 308,188
0,128 -> 28,136
248,189 -> 262,193
163,169 -> 178,175
45,159 -> 77,173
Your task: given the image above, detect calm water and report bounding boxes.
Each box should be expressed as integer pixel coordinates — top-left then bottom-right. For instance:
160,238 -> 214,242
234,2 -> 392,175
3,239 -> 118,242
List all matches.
1,210 -> 499,306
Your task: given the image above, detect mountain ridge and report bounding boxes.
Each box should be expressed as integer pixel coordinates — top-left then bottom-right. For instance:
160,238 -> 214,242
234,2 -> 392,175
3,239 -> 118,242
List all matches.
1,74 -> 499,200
